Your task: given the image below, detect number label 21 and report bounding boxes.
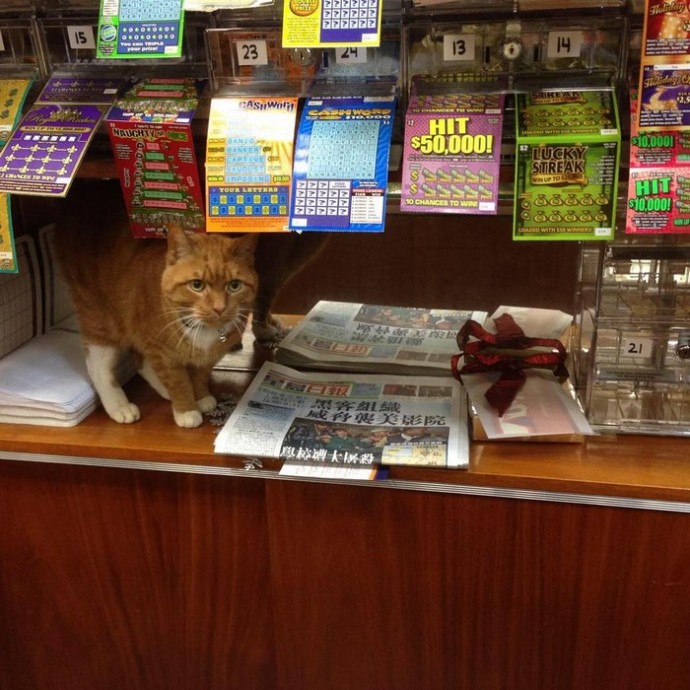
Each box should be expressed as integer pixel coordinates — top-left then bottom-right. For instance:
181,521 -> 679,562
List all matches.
622,337 -> 653,358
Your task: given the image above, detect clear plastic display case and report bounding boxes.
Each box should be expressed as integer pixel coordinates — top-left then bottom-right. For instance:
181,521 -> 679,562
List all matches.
574,241 -> 690,435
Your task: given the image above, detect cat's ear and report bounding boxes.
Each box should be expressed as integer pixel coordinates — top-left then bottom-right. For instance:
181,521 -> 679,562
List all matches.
231,233 -> 259,265
165,223 -> 194,265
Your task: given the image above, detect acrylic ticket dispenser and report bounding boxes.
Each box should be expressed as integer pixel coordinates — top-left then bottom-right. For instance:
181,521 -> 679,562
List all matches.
569,3 -> 690,437
206,26 -> 316,96
207,0 -> 402,98
206,3 -> 311,97
310,0 -> 402,99
36,0 -> 212,79
405,3 -> 628,90
0,1 -> 42,81
403,2 -> 630,173
573,238 -> 690,436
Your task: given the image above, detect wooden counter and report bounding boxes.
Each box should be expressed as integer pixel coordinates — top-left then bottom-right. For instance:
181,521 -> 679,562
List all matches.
1,352 -> 689,507
2,332 -> 690,690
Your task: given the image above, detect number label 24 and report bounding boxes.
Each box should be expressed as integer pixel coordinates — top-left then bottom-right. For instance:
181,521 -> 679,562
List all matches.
335,47 -> 367,64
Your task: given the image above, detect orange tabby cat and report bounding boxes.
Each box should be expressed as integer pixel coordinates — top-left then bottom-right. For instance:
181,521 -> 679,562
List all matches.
55,191 -> 258,428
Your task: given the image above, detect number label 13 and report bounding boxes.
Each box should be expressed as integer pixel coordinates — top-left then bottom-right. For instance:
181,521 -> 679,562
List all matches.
443,34 -> 476,62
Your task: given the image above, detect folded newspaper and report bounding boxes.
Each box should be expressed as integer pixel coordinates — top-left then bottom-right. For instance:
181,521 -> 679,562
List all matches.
214,362 -> 470,469
275,301 -> 488,376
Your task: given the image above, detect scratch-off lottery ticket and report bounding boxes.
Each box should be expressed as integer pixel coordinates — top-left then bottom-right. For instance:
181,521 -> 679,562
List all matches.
205,96 -> 297,233
106,79 -> 206,237
514,89 -> 621,242
0,79 -> 33,149
0,193 -> 16,273
401,92 -> 504,215
627,87 -> 690,234
637,0 -> 690,131
0,104 -> 104,198
289,96 -> 395,233
37,76 -> 124,105
0,78 -> 33,273
282,0 -> 382,48
97,0 -> 185,59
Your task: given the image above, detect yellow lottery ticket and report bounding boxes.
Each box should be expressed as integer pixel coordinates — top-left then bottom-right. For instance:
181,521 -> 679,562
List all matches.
0,192 -> 16,273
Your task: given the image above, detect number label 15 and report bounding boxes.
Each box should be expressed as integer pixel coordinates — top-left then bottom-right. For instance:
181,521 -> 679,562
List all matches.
67,25 -> 96,50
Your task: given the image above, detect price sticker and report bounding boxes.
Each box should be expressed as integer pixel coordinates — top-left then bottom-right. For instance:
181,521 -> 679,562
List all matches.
235,40 -> 268,66
67,25 -> 96,50
547,31 -> 583,59
443,34 -> 476,62
621,337 -> 654,359
335,46 -> 368,65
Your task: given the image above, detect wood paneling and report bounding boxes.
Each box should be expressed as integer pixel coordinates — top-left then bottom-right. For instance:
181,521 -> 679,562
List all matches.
17,188 -> 578,318
0,461 -> 276,690
267,213 -> 580,316
2,448 -> 690,690
266,480 -> 690,690
5,374 -> 690,503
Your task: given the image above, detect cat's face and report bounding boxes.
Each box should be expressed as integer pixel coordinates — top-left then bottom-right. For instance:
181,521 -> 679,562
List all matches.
161,226 -> 258,349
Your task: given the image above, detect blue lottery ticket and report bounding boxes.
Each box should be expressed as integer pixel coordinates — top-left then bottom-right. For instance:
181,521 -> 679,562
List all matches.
290,96 -> 395,232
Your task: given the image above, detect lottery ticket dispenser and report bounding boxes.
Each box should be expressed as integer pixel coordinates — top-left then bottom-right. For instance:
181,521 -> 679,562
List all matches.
36,4 -> 211,79
0,0 -> 42,81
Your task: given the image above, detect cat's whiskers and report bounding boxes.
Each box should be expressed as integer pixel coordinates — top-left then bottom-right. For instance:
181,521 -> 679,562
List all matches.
184,319 -> 204,352
228,311 -> 250,338
214,310 -> 245,344
156,310 -> 192,342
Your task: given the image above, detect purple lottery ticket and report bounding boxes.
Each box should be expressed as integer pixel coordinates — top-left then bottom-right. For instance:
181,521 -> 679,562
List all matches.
400,93 -> 504,215
0,104 -> 106,197
37,76 -> 125,105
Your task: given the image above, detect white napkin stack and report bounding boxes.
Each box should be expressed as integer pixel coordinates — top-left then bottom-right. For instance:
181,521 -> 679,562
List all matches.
0,330 -> 99,426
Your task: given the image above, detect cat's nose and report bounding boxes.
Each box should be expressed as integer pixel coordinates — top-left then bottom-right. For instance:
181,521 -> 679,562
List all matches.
211,298 -> 226,316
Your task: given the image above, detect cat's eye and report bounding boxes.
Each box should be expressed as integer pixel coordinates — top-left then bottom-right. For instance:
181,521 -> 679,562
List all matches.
189,279 -> 205,292
227,279 -> 243,293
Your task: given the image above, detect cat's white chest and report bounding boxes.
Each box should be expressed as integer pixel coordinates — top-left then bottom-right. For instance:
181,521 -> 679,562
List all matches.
181,323 -> 225,351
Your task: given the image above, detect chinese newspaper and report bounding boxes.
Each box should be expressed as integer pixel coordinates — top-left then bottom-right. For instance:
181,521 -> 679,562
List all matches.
276,300 -> 487,376
214,362 -> 470,468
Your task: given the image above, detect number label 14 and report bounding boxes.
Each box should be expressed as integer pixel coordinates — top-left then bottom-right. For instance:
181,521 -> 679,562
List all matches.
547,31 -> 583,59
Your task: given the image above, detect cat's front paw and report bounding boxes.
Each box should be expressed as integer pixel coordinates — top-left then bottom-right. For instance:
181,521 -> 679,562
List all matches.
253,315 -> 285,343
108,402 -> 141,424
173,409 -> 203,428
196,395 -> 217,413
